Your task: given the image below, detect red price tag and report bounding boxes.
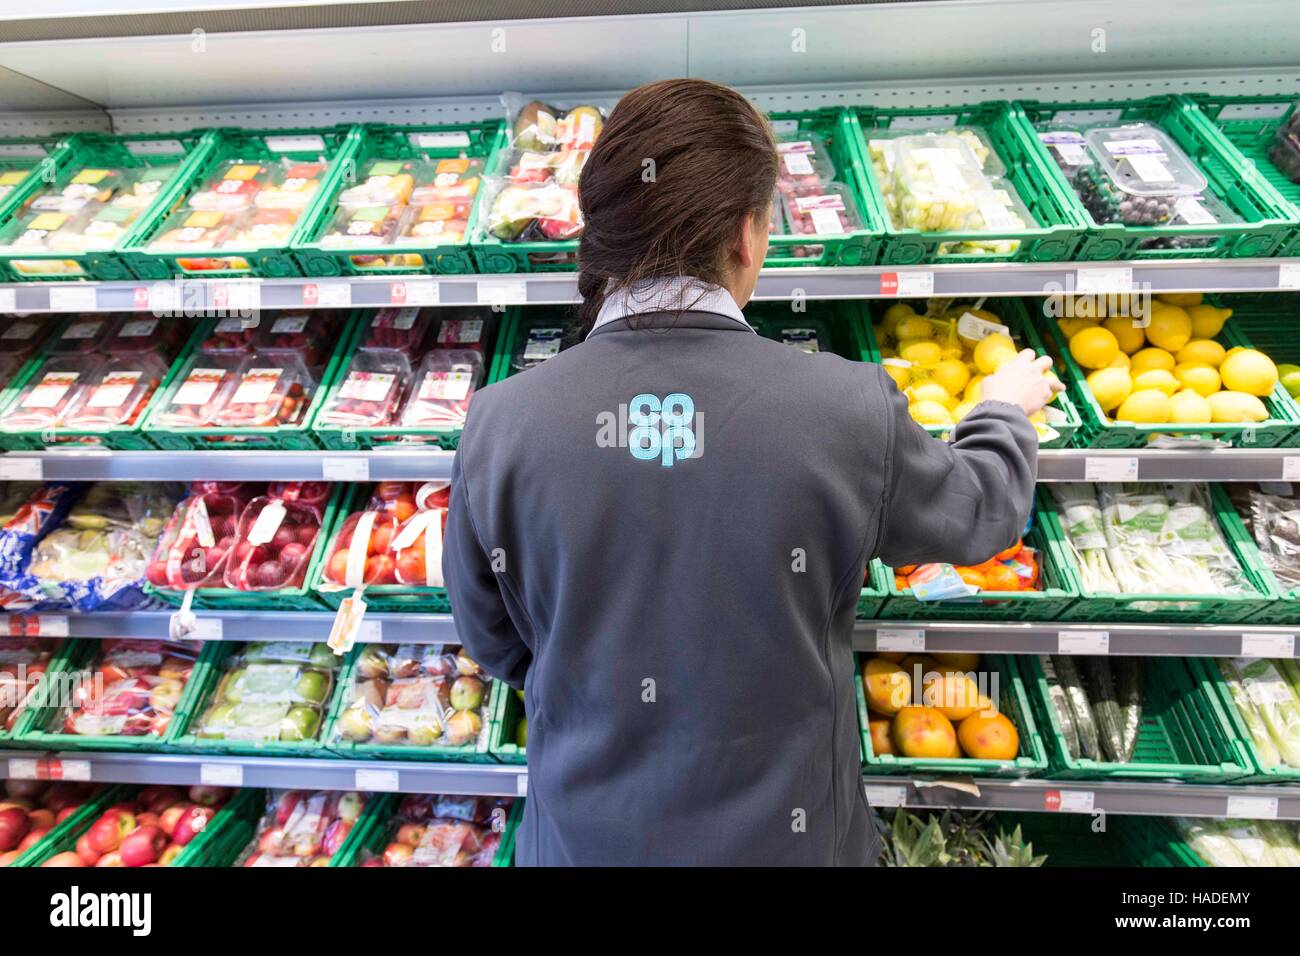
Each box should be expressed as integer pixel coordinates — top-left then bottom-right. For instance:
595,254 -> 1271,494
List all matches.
1043,790 -> 1061,812
133,287 -> 150,308
6,615 -> 39,636
212,285 -> 229,309
389,282 -> 407,305
302,283 -> 319,306
880,272 -> 900,295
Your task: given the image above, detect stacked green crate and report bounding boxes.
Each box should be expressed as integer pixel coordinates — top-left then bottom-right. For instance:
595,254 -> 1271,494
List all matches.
1190,95 -> 1300,257
172,787 -> 266,866
878,491 -> 1080,621
856,653 -> 1048,777
1052,484 -> 1278,624
140,311 -> 356,451
1018,95 -> 1295,259
1023,656 -> 1253,782
488,678 -> 526,765
335,791 -> 521,866
0,135 -> 65,223
0,131 -> 210,282
294,121 -> 502,277
849,101 -> 1082,264
1001,813 -> 1193,867
1201,657 -> 1300,784
854,296 -> 1082,447
1041,303 -> 1298,449
0,316 -> 206,451
121,124 -> 357,279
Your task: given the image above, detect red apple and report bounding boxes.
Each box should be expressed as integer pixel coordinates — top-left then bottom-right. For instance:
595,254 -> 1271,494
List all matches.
187,785 -> 229,807
279,541 -> 308,567
55,806 -> 79,824
42,852 -> 86,867
17,827 -> 49,851
0,850 -> 21,866
145,561 -> 169,587
76,833 -> 100,866
321,818 -> 352,855
135,811 -> 160,830
158,803 -> 188,837
0,807 -> 30,852
273,791 -> 303,825
119,825 -> 167,867
395,822 -> 425,847
87,810 -> 135,854
382,842 -> 413,866
95,851 -> 124,867
27,809 -> 53,831
171,805 -> 214,846
158,844 -> 183,866
271,527 -> 297,551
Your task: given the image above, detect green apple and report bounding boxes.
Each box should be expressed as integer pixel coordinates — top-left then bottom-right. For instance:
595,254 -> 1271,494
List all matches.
1278,364 -> 1300,399
515,716 -> 527,748
408,721 -> 441,746
335,704 -> 373,742
449,676 -> 484,712
279,705 -> 319,742
308,644 -> 337,669
295,669 -> 330,704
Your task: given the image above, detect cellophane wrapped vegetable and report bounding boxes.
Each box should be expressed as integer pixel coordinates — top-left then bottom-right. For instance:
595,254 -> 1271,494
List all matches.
145,482 -> 257,591
399,349 -> 482,428
332,642 -> 488,750
1217,657 -> 1300,768
321,481 -> 448,592
365,794 -> 510,867
237,789 -> 366,867
1175,817 -> 1300,867
194,641 -> 338,744
0,636 -> 61,734
1229,484 -> 1300,589
52,638 -> 201,738
221,481 -> 330,592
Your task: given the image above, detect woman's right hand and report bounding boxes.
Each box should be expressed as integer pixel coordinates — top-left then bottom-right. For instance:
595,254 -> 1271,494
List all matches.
979,348 -> 1065,416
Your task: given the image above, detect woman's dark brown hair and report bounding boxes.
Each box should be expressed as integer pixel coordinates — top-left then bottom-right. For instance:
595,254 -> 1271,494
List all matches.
576,79 -> 777,334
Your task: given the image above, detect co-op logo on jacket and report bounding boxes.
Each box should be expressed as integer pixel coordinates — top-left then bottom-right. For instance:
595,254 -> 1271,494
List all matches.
595,392 -> 703,467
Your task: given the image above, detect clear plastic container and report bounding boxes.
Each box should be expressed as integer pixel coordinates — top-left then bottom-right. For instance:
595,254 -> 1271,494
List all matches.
336,166 -> 416,208
321,509 -> 401,587
399,349 -> 482,428
0,636 -> 61,733
254,310 -> 344,368
49,315 -> 114,353
237,789 -> 366,867
332,642 -> 487,749
146,485 -> 256,590
199,314 -> 261,355
510,321 -> 566,371
759,318 -> 833,353
391,497 -> 449,588
511,99 -> 603,151
430,309 -> 490,352
102,315 -> 187,358
775,135 -> 836,191
0,355 -> 98,431
55,639 -> 200,738
0,316 -> 50,358
221,483 -> 326,592
486,181 -> 582,242
506,149 -> 588,189
935,179 -> 1038,255
151,354 -> 244,429
367,793 -> 509,867
195,643 -> 338,744
319,202 -> 404,247
361,306 -> 434,353
61,353 -> 169,429
1037,126 -> 1093,178
780,182 -> 863,237
1084,123 -> 1207,198
317,349 -> 413,428
889,135 -> 994,232
210,352 -> 315,429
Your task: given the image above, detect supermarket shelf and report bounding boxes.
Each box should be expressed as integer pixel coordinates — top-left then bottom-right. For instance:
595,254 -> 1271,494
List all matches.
853,620 -> 1299,658
1,259 -> 1300,314
863,776 -> 1300,820
2,609 -> 458,643
7,446 -> 1300,483
0,750 -> 525,797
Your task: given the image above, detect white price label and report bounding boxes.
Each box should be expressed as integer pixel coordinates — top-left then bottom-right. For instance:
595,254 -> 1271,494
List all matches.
1057,790 -> 1095,813
1084,456 -> 1138,481
411,131 -> 471,149
200,762 -> 244,787
1281,457 -> 1300,481
215,281 -> 261,313
1226,795 -> 1278,819
148,283 -> 180,313
7,758 -> 39,779
863,784 -> 908,808
0,457 -> 42,480
265,134 -> 326,153
890,113 -> 959,130
357,619 -> 383,643
478,278 -> 528,306
0,289 -> 14,311
401,280 -> 439,306
1058,629 -> 1110,655
322,457 -> 370,481
303,280 -> 351,307
57,759 -> 91,782
189,616 -> 223,640
35,615 -> 68,637
875,628 -> 925,652
355,768 -> 400,791
1276,263 -> 1300,290
125,138 -> 185,156
880,271 -> 934,296
1241,632 -> 1296,658
516,772 -> 529,796
48,285 -> 97,311
1075,267 -> 1133,294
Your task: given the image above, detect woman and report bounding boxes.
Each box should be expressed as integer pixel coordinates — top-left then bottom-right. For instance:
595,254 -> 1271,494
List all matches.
444,79 -> 1059,866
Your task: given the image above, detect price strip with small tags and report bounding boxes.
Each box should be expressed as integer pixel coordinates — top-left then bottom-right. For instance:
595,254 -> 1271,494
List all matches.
302,280 -> 352,308
1225,795 -> 1279,819
1241,632 -> 1296,658
355,768 -> 400,792
875,628 -> 925,653
34,615 -> 69,637
1075,267 -> 1133,294
1058,629 -> 1109,655
477,278 -> 528,306
1045,789 -> 1095,813
7,758 -> 40,780
1278,263 -> 1300,291
0,457 -> 42,480
863,784 -> 908,808
1282,457 -> 1300,482
879,271 -> 934,296
200,763 -> 244,787
48,759 -> 91,782
0,289 -> 15,312
49,285 -> 98,311
322,457 -> 370,481
1084,456 -> 1138,481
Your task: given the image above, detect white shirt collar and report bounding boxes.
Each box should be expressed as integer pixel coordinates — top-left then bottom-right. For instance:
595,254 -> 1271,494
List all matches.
588,277 -> 754,338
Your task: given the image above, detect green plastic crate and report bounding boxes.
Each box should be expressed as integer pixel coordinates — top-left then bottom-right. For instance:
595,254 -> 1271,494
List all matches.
485,305 -> 577,384
854,296 -> 1082,448
1200,657 -> 1300,784
848,101 -> 1082,264
321,644 -> 496,763
488,677 -> 526,765
0,635 -> 78,746
121,125 -> 358,280
878,491 -> 1080,621
1054,484 -> 1279,625
1039,301 -> 1299,449
6,783 -> 131,868
999,812 -> 1192,867
311,307 -> 502,452
140,311 -> 356,451
0,317 -> 206,451
1189,95 -> 1300,257
858,559 -> 890,620
1018,95 -> 1294,260
0,135 -> 65,224
857,653 -> 1047,777
1024,655 -> 1253,782
1226,294 -> 1300,452
169,640 -> 348,757
171,786 -> 266,867
146,482 -> 343,611
309,481 -> 451,612
293,121 -> 501,278
0,131 -> 211,282
336,791 -> 520,866
15,638 -> 221,752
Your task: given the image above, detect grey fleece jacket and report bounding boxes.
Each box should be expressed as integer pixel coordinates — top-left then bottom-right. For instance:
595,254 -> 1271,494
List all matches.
443,309 -> 1038,866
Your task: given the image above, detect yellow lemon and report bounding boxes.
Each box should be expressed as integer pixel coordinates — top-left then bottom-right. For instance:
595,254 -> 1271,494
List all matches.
1085,367 -> 1133,412
930,358 -> 971,396
1207,390 -> 1269,423
895,316 -> 935,341
1175,338 -> 1227,368
898,340 -> 943,369
1102,315 -> 1146,355
1108,352 -> 1131,369
1130,347 -> 1176,374
1069,326 -> 1120,370
909,400 -> 955,426
1058,317 -> 1099,341
1133,368 -> 1179,397
909,382 -> 958,410
963,375 -> 985,404
1173,362 -> 1221,397
1169,389 -> 1213,424
1145,305 -> 1193,352
1115,388 -> 1172,424
882,363 -> 911,388
882,303 -> 916,325
973,333 -> 1018,375
953,401 -> 975,421
1158,292 -> 1203,308
1189,304 -> 1231,340
1220,348 -> 1278,397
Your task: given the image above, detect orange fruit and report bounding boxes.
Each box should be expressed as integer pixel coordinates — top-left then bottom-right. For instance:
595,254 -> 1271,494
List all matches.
983,565 -> 1022,592
956,711 -> 1020,760
866,711 -> 895,756
894,574 -> 909,591
996,538 -> 1022,561
862,658 -> 911,715
921,673 -> 983,721
896,564 -> 917,576
892,707 -> 960,758
956,567 -> 987,590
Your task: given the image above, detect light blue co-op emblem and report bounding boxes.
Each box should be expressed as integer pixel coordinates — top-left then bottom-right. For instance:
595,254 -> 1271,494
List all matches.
628,393 -> 695,467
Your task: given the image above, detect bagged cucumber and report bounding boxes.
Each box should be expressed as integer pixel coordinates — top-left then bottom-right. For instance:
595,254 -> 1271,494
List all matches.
1039,656 -> 1081,759
1050,655 -> 1100,761
1113,657 -> 1143,763
1084,657 -> 1126,763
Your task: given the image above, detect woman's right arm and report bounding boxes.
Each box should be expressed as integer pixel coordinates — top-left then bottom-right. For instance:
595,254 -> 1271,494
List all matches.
871,349 -> 1057,568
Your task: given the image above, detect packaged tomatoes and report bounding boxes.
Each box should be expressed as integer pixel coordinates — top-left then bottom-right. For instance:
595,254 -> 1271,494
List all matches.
321,481 -> 447,591
53,639 -> 200,738
238,789 -> 365,867
399,350 -> 482,428
0,356 -> 95,431
211,353 -> 314,429
0,636 -> 61,734
317,349 -> 413,428
199,315 -> 261,355
360,306 -> 434,353
60,354 -> 169,430
429,308 -> 490,352
221,482 -> 328,592
151,354 -> 242,429
48,315 -> 114,353
367,794 -> 509,867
